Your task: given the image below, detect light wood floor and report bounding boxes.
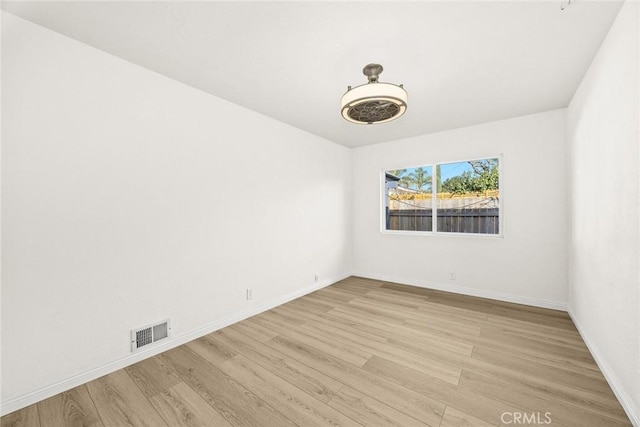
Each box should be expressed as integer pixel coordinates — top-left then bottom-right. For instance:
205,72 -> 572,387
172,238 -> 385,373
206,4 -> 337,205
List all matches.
2,277 -> 631,427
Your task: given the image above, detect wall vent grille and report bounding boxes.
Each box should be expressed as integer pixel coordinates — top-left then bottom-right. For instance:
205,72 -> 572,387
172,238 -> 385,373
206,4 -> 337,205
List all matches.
131,319 -> 170,352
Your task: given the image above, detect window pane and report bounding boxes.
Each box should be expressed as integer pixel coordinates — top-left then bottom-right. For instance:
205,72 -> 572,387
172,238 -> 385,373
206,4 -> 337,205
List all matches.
436,158 -> 499,234
384,166 -> 433,231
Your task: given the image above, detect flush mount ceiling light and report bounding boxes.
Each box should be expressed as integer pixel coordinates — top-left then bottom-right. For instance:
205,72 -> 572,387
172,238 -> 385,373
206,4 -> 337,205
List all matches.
341,63 -> 407,125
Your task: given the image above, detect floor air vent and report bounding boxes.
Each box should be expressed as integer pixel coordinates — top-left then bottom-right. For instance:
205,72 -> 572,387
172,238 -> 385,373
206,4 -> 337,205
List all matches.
131,319 -> 170,352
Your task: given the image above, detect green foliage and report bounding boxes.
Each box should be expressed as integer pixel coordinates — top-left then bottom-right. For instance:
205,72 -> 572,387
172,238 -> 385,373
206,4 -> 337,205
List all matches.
389,168 -> 432,192
441,159 -> 499,194
404,167 -> 432,192
390,160 -> 497,195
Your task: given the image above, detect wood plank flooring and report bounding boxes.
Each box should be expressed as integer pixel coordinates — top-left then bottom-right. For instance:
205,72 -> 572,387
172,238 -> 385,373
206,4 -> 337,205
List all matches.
1,276 -> 631,427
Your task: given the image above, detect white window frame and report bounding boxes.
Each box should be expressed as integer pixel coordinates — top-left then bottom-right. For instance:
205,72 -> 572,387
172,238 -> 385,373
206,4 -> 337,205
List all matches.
381,155 -> 503,238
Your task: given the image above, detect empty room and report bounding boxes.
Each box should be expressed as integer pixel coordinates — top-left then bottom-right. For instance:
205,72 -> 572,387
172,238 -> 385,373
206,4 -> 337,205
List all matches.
1,1 -> 638,426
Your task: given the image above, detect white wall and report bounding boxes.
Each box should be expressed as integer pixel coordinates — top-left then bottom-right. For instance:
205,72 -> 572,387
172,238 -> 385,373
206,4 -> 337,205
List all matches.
566,0 -> 639,423
1,13 -> 351,413
352,110 -> 568,308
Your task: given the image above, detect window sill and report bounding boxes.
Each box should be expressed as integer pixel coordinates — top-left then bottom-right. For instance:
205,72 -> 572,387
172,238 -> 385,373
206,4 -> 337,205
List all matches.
381,230 -> 504,239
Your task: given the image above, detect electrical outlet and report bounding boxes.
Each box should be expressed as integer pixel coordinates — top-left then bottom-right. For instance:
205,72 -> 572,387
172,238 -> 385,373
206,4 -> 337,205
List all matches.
314,273 -> 319,283
449,271 -> 456,280
246,289 -> 253,300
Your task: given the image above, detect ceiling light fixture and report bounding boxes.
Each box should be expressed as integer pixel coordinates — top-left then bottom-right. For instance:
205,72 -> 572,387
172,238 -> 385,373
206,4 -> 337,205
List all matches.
341,63 -> 407,125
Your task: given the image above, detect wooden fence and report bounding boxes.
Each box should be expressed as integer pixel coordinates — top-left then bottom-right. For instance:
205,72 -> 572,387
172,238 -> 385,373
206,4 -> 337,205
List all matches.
390,190 -> 499,200
387,208 -> 499,234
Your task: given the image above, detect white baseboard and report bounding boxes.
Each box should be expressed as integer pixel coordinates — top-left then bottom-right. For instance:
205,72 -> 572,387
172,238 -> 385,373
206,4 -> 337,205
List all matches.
567,308 -> 640,427
352,272 -> 568,311
0,274 -> 349,417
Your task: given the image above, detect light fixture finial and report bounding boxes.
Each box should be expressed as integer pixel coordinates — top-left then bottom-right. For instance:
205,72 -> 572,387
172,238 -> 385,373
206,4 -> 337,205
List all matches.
363,63 -> 383,83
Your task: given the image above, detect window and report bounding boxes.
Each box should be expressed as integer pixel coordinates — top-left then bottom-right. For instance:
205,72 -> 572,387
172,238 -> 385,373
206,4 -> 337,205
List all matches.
384,157 -> 501,235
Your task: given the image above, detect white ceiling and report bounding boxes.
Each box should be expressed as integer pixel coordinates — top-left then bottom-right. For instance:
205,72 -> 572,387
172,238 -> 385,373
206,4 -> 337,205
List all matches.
2,1 -> 623,148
